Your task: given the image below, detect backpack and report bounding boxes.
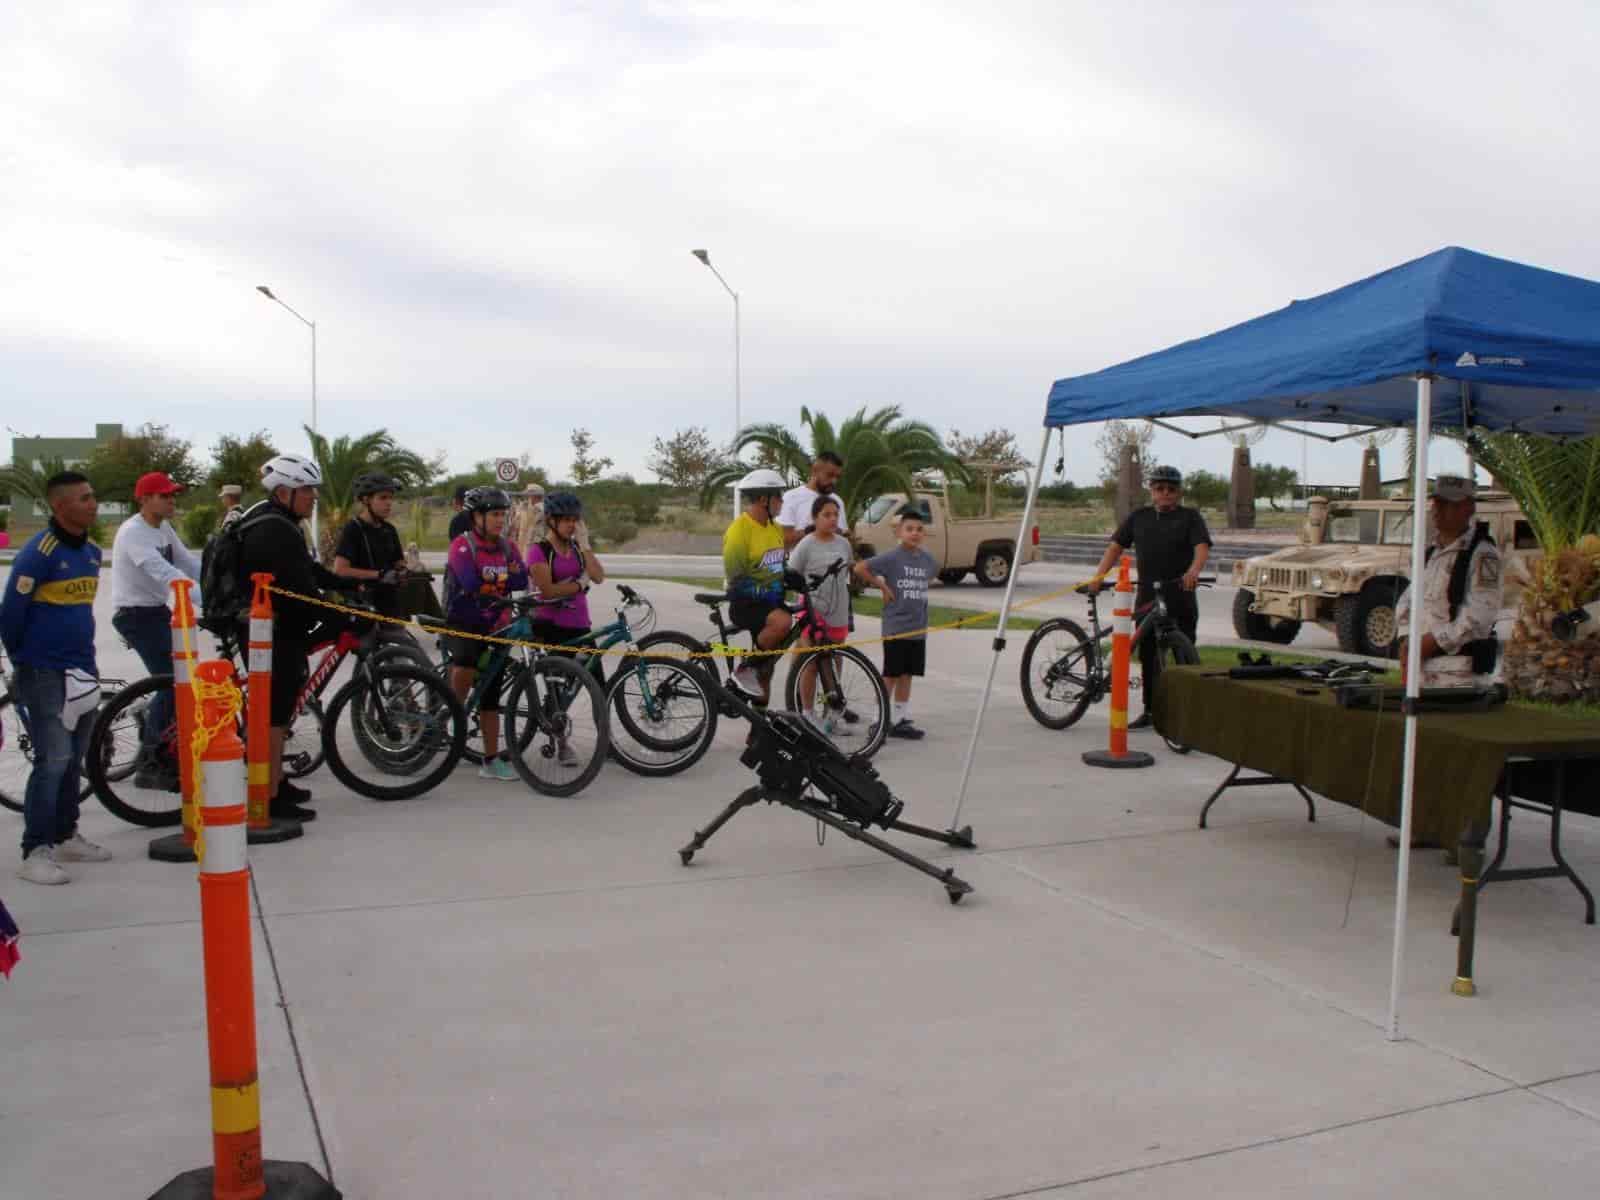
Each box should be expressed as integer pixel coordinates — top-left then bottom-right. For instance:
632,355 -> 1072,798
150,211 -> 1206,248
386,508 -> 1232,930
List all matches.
442,534 -> 510,620
198,504 -> 299,634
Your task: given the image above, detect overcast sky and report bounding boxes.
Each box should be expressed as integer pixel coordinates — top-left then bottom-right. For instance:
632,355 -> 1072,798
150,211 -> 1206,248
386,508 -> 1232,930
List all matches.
4,1 -> 1596,488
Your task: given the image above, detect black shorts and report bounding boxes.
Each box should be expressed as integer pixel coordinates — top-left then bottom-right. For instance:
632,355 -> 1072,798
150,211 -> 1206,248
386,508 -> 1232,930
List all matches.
270,639 -> 311,726
729,598 -> 783,637
881,638 -> 926,679
445,634 -> 508,711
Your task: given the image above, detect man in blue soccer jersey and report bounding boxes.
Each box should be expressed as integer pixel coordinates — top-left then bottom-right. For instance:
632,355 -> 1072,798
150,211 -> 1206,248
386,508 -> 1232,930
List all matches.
1,471 -> 113,884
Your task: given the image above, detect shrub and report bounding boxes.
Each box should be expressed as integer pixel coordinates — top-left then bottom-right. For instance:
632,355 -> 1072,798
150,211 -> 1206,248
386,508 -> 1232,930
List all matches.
182,504 -> 219,546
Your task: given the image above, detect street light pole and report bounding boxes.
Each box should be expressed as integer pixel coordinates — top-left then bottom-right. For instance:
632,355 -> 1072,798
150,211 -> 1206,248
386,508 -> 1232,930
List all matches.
256,285 -> 320,553
691,250 -> 742,518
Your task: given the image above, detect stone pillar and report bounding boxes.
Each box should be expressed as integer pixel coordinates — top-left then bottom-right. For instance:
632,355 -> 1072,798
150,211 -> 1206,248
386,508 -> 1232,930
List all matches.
1360,446 -> 1382,499
1114,443 -> 1141,524
1228,445 -> 1255,529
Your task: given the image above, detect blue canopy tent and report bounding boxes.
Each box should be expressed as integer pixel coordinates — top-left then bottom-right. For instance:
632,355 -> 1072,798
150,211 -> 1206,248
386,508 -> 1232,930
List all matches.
954,246 -> 1600,1039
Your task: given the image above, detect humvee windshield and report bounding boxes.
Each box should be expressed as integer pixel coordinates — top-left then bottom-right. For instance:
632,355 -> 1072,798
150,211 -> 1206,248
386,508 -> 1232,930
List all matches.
863,495 -> 899,524
1324,507 -> 1415,545
1325,509 -> 1379,544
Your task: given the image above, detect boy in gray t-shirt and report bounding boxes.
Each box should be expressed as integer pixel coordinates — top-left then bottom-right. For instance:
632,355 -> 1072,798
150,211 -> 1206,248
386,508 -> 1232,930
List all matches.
853,504 -> 937,739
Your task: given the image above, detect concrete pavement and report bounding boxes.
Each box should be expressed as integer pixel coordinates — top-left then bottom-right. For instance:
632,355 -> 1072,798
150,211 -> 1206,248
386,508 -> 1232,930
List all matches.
2,574 -> 1597,1198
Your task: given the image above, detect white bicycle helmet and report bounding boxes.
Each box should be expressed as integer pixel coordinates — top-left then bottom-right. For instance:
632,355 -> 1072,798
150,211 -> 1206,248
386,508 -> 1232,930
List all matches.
260,454 -> 324,492
736,467 -> 788,497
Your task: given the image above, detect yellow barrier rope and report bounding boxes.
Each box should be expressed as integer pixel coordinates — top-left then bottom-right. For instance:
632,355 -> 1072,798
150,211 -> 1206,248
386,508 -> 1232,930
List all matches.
179,619 -> 244,864
264,571 -> 1115,662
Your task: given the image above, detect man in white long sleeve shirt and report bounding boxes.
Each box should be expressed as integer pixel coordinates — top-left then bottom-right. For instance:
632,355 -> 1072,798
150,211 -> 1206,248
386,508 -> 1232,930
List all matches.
110,471 -> 203,790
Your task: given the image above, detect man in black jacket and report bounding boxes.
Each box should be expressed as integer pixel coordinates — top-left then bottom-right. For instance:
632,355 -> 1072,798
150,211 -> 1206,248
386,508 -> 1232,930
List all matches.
237,454 -> 343,821
1093,465 -> 1212,729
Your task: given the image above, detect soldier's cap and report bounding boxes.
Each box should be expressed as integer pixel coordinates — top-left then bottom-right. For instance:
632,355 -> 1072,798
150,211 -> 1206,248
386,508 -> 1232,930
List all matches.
218,484 -> 243,498
1429,475 -> 1476,502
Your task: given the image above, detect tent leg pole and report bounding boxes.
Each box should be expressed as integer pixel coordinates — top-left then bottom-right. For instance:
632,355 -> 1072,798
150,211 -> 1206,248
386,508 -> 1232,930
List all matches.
947,428 -> 1052,832
1387,375 -> 1433,1042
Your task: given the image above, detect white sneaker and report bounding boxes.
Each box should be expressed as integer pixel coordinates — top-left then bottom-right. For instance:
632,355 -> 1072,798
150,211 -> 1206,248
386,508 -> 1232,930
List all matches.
556,739 -> 580,768
731,664 -> 763,695
55,833 -> 112,863
19,846 -> 69,886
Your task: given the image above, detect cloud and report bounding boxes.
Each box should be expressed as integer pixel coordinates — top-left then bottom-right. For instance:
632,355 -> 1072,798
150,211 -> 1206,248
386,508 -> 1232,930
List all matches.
1,1 -> 1595,484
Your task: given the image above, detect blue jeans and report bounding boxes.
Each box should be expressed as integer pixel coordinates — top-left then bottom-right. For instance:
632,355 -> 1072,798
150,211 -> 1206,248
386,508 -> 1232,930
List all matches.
112,606 -> 174,757
15,664 -> 92,858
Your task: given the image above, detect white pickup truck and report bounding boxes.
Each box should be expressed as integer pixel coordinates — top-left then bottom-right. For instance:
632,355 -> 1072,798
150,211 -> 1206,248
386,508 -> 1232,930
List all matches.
851,490 -> 1041,587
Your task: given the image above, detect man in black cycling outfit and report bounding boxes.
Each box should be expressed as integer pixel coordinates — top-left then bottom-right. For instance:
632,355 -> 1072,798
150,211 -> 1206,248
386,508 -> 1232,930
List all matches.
237,454 -> 345,822
1093,465 -> 1212,729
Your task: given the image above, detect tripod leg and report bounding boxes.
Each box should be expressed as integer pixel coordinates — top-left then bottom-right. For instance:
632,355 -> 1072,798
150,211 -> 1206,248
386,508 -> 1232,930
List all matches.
796,801 -> 976,903
680,787 -> 764,865
889,818 -> 976,849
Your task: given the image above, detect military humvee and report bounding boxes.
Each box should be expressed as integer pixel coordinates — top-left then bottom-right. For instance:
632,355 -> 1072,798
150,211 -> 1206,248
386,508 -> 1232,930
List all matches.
1230,493 -> 1535,657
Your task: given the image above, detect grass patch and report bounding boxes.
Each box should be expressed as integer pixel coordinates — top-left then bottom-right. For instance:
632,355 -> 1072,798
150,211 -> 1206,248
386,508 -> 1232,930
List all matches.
615,576 -> 1045,632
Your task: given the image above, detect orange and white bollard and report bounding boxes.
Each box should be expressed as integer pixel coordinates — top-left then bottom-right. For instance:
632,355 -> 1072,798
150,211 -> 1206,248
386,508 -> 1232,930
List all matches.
150,579 -> 201,863
152,661 -> 337,1200
1083,554 -> 1154,769
246,574 -> 300,845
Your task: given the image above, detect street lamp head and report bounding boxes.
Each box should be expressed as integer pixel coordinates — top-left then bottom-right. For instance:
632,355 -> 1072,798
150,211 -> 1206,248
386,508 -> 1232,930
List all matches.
256,285 -> 277,299
691,249 -> 710,266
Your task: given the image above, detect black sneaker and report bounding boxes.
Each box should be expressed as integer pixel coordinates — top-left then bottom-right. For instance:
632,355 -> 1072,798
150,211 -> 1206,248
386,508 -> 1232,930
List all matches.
277,779 -> 313,805
1128,713 -> 1154,731
269,799 -> 317,822
840,707 -> 861,726
888,718 -> 926,740
134,769 -> 182,793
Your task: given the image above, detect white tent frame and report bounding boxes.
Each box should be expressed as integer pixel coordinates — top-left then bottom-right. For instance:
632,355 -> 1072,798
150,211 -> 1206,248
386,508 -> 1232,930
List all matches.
951,378 -> 1439,1041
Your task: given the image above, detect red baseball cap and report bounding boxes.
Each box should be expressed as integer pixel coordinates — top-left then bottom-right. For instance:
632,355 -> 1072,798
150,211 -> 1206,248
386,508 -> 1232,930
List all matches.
134,472 -> 185,498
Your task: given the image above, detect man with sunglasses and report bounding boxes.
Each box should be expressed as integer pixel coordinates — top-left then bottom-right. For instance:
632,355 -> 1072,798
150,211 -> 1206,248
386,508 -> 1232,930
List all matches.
1094,465 -> 1212,730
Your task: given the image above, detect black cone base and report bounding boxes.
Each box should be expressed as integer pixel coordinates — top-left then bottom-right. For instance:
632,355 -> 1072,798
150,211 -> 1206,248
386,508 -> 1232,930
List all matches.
147,833 -> 197,863
248,818 -> 304,844
150,1160 -> 341,1199
1082,748 -> 1156,769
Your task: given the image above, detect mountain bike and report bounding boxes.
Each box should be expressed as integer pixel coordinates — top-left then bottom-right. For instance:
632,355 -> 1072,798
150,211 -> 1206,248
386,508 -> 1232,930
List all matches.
1019,577 -> 1214,755
413,597 -> 610,796
83,612 -> 464,822
639,557 -> 891,759
0,648 -> 129,816
543,585 -> 719,777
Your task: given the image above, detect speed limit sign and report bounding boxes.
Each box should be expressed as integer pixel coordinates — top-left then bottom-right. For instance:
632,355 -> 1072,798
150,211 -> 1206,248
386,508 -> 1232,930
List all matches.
494,458 -> 519,484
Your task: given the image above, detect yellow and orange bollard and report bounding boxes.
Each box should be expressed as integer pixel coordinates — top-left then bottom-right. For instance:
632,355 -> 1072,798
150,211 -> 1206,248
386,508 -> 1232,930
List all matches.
245,573 -> 301,845
1083,554 -> 1155,770
151,579 -> 202,863
151,661 -> 337,1200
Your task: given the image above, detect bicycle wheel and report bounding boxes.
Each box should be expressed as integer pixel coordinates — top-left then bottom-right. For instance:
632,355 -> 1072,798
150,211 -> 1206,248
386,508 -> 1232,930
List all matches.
323,664 -> 466,800
1019,618 -> 1097,730
85,675 -> 184,827
783,645 -> 891,759
503,656 -> 608,797
282,697 -> 325,779
636,631 -> 731,710
607,656 -> 717,777
2,688 -> 108,815
1152,629 -> 1199,755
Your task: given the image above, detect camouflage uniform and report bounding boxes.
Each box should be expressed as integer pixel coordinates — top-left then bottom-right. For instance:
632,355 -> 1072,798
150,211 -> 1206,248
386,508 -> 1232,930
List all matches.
1395,522 -> 1502,686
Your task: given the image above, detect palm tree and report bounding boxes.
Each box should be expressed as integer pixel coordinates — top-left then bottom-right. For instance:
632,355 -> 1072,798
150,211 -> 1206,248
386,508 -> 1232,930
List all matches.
699,405 -> 971,526
304,426 -> 437,557
0,455 -> 71,534
1465,431 -> 1600,703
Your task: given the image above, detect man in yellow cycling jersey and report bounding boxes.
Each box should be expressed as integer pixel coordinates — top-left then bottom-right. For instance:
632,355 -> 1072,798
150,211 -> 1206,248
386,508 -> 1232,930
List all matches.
724,468 -> 791,697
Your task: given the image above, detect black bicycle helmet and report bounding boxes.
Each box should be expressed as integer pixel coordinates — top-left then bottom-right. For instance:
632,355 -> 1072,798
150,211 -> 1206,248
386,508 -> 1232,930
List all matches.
1146,465 -> 1183,487
354,471 -> 402,498
543,491 -> 582,519
464,486 -> 512,513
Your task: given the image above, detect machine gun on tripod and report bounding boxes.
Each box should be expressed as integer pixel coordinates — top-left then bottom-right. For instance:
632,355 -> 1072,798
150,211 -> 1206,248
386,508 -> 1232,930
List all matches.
677,684 -> 978,904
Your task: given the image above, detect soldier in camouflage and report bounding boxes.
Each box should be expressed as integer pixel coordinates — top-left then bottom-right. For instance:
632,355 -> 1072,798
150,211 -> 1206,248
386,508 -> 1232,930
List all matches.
1395,475 -> 1502,688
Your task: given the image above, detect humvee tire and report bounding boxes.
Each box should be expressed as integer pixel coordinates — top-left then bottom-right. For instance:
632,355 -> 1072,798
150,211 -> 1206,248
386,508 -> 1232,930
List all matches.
1337,580 -> 1407,658
1232,588 -> 1300,644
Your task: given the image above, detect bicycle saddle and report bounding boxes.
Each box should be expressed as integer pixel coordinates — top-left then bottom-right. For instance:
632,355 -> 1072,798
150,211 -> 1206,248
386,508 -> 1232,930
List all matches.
415,613 -> 449,629
693,593 -> 726,607
1075,580 -> 1115,595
